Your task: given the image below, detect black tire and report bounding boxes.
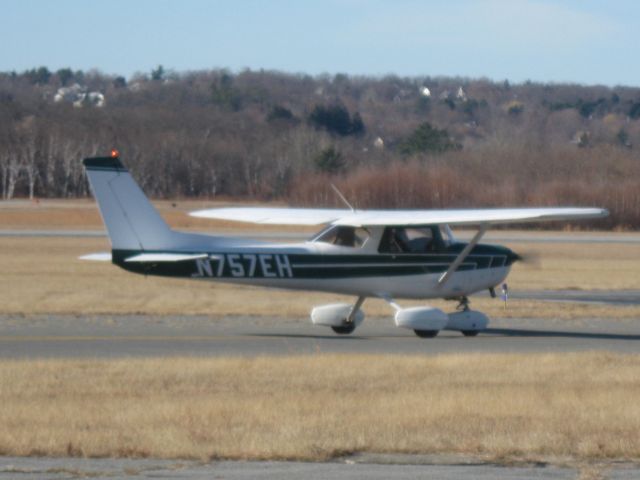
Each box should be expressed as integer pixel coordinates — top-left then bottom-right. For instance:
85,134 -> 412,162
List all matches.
332,324 -> 357,335
414,329 -> 439,338
461,330 -> 480,337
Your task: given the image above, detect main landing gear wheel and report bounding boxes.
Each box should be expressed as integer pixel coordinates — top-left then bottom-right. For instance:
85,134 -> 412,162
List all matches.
413,329 -> 439,338
452,297 -> 485,337
331,324 -> 357,335
461,330 -> 479,337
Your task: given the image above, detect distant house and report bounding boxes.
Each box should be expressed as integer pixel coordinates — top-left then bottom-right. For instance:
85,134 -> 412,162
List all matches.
571,130 -> 590,147
53,83 -> 85,103
87,92 -> 105,107
53,83 -> 105,108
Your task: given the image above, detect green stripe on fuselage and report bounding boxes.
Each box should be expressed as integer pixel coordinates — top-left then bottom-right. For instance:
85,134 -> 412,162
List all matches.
111,248 -> 512,280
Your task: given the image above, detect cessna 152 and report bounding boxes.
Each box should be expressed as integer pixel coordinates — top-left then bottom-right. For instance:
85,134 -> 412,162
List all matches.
82,153 -> 608,338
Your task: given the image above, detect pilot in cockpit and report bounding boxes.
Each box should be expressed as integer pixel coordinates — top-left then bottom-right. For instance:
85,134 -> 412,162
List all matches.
334,227 -> 356,247
379,227 -> 436,253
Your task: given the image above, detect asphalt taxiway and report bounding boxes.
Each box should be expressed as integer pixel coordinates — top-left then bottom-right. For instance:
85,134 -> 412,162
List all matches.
1,455 -> 639,479
491,289 -> 640,306
0,309 -> 638,359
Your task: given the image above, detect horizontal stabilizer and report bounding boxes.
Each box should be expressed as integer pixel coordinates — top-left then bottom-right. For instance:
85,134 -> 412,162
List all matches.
79,252 -> 112,262
124,253 -> 208,263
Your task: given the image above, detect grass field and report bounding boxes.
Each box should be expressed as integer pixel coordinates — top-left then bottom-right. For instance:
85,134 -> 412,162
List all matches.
0,353 -> 638,462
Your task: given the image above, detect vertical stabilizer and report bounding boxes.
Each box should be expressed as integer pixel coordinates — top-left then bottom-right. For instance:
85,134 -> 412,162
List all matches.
83,156 -> 175,250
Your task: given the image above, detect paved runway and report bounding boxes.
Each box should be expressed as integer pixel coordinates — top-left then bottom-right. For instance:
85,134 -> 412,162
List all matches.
490,289 -> 640,306
1,455 -> 638,479
0,310 -> 638,359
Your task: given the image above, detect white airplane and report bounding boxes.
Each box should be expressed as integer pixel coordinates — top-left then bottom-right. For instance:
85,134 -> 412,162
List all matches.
82,153 -> 608,338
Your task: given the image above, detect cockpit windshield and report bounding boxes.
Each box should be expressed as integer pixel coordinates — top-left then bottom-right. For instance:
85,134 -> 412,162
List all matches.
312,225 -> 370,248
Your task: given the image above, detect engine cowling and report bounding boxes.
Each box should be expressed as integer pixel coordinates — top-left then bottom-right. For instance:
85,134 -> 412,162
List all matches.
445,310 -> 489,332
394,306 -> 448,331
311,303 -> 365,327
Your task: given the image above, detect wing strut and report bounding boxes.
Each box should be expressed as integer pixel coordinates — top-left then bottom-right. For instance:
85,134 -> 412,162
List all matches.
438,223 -> 489,287
346,296 -> 366,323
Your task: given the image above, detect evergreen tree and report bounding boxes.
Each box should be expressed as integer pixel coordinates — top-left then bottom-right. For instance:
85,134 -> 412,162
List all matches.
399,122 -> 460,155
314,147 -> 345,173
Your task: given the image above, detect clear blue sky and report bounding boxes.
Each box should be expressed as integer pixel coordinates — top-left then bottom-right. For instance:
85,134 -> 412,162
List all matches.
1,0 -> 638,86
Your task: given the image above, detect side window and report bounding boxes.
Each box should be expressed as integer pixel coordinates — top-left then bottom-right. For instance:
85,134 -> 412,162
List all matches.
314,226 -> 369,248
404,228 -> 434,252
378,228 -> 405,253
379,227 -> 437,253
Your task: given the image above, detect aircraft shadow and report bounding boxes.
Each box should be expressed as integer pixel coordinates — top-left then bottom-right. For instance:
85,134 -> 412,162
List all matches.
244,330 -> 640,341
484,328 -> 640,341
248,333 -> 369,340
247,330 -> 640,341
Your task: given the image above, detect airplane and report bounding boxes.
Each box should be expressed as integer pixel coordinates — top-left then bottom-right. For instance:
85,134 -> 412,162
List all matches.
81,152 -> 608,338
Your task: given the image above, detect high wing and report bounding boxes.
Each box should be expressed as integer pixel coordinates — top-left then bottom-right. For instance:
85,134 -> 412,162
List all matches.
190,207 -> 349,225
190,207 -> 608,227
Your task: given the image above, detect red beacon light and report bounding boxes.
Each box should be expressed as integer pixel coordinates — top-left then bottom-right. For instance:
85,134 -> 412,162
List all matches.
110,149 -> 119,158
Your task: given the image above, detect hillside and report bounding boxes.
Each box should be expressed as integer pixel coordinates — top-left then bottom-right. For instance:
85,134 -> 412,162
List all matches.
1,67 -> 639,228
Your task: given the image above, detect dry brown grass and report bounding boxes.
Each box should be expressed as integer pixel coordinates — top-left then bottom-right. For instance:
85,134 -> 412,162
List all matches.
505,241 -> 640,291
0,198 -> 314,233
0,236 -> 639,318
0,353 -> 638,461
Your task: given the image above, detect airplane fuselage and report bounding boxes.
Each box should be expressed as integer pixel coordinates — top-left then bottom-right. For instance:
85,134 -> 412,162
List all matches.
112,240 -> 516,299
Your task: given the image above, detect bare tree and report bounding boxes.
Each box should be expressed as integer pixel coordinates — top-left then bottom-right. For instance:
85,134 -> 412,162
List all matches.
0,67 -> 639,227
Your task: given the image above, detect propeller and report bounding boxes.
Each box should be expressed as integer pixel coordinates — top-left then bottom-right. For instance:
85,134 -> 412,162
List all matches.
511,249 -> 541,267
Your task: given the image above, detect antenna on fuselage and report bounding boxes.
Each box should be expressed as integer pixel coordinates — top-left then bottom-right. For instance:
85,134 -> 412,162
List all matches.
330,183 -> 355,212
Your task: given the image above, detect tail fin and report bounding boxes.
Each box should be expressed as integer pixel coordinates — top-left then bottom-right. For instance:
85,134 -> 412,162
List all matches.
83,155 -> 175,250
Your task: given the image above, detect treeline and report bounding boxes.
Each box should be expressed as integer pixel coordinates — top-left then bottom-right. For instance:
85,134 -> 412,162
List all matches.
1,66 -> 640,228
